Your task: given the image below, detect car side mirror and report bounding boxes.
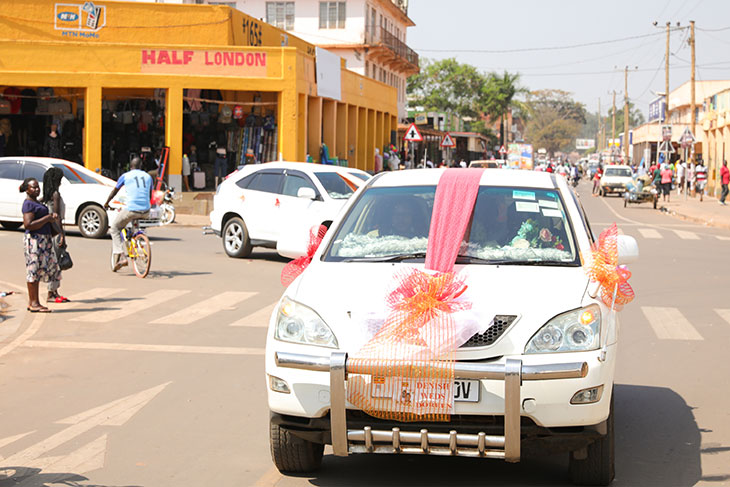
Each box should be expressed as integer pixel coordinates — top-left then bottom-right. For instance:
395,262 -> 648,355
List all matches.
297,187 -> 317,199
616,234 -> 639,264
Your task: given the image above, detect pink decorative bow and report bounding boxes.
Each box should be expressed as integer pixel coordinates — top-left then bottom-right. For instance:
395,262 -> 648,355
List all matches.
586,224 -> 635,310
280,225 -> 328,286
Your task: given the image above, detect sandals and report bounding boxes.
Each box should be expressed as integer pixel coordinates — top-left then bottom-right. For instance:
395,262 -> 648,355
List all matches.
27,305 -> 52,313
48,293 -> 70,303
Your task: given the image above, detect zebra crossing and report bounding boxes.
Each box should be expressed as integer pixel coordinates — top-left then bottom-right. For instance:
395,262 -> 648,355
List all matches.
46,287 -> 730,345
631,227 -> 730,241
63,287 -> 278,328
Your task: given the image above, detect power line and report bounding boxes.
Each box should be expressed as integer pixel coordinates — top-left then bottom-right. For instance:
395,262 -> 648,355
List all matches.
414,29 -> 684,54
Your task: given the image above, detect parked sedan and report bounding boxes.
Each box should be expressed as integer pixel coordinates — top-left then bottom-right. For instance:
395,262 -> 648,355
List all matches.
0,157 -> 116,238
208,162 -> 366,258
0,156 -> 164,238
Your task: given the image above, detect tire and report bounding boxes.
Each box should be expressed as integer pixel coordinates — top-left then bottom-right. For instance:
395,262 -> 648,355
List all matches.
653,195 -> 658,209
269,420 -> 323,473
569,393 -> 615,486
222,217 -> 252,258
78,205 -> 108,239
0,221 -> 22,230
599,188 -> 604,197
623,198 -> 627,208
160,204 -> 176,225
131,233 -> 152,278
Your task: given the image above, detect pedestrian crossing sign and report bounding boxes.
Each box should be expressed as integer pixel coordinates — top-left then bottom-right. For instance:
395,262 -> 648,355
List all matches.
403,123 -> 423,142
439,132 -> 455,148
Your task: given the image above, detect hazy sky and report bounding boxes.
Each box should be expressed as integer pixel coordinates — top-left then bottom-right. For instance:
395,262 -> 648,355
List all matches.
407,0 -> 730,117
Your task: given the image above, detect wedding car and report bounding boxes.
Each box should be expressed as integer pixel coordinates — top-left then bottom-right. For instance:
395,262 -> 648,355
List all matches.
265,168 -> 638,485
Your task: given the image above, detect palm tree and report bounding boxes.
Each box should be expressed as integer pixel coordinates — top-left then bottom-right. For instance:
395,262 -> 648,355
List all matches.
481,71 -> 527,147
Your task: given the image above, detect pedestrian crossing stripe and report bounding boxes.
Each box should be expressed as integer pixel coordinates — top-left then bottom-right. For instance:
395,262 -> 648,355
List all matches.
71,289 -> 190,323
149,291 -> 257,325
714,309 -> 730,326
641,306 -> 703,341
673,229 -> 700,240
229,302 -> 278,327
637,228 -> 661,239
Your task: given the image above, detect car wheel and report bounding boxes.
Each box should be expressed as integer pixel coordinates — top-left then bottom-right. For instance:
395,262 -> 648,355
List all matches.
569,392 -> 615,486
222,217 -> 252,258
78,205 -> 108,239
0,221 -> 22,230
599,188 -> 604,197
269,420 -> 323,473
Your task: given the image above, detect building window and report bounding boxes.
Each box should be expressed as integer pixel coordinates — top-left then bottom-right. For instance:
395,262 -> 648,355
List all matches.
266,2 -> 295,31
319,2 -> 346,29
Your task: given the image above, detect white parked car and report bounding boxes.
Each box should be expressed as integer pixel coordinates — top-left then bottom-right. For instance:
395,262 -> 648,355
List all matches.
0,157 -> 165,238
265,169 -> 638,485
599,165 -> 634,197
208,162 -> 370,258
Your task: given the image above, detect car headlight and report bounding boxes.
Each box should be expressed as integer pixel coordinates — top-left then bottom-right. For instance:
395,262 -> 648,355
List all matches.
274,297 -> 338,348
525,304 -> 601,354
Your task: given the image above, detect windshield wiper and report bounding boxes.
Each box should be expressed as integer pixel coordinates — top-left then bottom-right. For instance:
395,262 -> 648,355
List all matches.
342,252 -> 427,262
486,260 -> 574,266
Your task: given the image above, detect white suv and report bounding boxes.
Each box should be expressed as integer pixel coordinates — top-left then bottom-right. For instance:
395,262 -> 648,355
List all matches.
208,162 -> 369,258
265,169 -> 638,485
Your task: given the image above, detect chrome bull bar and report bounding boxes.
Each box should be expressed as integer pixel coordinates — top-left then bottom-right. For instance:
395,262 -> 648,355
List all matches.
274,352 -> 588,462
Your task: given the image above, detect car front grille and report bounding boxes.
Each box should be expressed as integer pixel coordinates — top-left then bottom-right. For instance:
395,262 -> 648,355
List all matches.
460,315 -> 517,348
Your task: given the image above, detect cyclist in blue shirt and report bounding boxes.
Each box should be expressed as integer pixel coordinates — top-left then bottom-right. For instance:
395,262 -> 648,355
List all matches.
104,157 -> 153,271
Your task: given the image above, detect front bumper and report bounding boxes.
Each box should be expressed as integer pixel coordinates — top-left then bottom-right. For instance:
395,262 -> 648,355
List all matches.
272,351 -> 603,462
601,184 -> 626,193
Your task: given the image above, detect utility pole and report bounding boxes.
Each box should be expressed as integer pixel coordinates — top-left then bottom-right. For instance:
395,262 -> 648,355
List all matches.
624,66 -> 630,164
665,21 -> 671,122
597,98 -> 602,151
690,20 -> 696,157
612,90 -> 617,162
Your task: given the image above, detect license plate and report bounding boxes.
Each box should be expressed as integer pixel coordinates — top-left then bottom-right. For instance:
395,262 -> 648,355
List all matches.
454,380 -> 480,402
371,378 -> 480,403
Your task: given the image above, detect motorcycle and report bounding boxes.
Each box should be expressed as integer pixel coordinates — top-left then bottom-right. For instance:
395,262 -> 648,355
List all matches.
159,187 -> 176,225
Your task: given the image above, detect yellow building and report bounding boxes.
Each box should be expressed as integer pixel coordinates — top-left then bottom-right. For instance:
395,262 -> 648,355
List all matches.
701,88 -> 730,195
0,0 -> 397,188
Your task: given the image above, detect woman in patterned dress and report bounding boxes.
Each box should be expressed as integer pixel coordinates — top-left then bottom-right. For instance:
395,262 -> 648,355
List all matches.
41,167 -> 70,303
20,177 -> 60,313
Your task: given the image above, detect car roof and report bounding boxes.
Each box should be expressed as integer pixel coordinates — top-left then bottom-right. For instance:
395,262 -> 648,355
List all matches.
370,168 -> 559,189
251,161 -> 354,173
0,156 -> 115,185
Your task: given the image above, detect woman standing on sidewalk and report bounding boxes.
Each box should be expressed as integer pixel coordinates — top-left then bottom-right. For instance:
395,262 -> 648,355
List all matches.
20,177 -> 60,313
41,167 -> 70,303
661,164 -> 673,203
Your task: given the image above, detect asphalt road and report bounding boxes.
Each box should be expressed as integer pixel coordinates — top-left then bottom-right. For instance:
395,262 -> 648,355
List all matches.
1,180 -> 729,487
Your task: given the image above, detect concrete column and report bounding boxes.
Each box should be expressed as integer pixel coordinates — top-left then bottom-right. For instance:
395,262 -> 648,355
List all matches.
308,96 -> 322,162
366,109 -> 375,172
336,102 -> 348,160
357,106 -> 367,170
322,99 -> 337,161
347,104 -> 358,168
166,86 -> 183,191
298,93 -> 308,161
376,111 -> 384,155
278,87 -> 298,161
83,85 -> 102,172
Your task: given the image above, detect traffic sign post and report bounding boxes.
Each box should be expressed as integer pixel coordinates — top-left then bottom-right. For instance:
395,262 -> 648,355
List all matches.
498,145 -> 507,155
403,123 -> 423,142
439,132 -> 455,148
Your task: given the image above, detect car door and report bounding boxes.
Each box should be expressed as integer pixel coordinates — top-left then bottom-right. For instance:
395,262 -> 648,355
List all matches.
276,170 -> 325,243
240,170 -> 284,242
0,160 -> 23,220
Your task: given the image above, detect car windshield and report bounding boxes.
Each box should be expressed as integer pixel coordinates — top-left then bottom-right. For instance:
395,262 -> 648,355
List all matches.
347,171 -> 370,181
604,168 -> 632,177
315,172 -> 356,199
324,185 -> 578,264
52,163 -> 89,183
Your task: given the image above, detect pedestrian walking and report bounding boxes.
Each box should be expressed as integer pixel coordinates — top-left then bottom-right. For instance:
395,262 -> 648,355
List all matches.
592,165 -> 603,196
374,148 -> 383,173
676,160 -> 686,195
720,160 -> 729,205
214,148 -> 228,187
687,161 -> 695,196
41,167 -> 70,303
660,164 -> 673,203
20,177 -> 60,313
695,160 -> 707,202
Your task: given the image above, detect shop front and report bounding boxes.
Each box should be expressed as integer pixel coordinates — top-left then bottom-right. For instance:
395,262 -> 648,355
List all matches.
0,0 -> 397,189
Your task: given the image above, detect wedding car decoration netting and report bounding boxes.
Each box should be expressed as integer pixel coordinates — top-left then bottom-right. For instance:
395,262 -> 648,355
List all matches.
585,223 -> 635,310
280,224 -> 328,287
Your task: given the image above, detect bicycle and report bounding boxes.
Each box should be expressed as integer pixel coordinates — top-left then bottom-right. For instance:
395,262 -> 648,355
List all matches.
110,218 -> 152,278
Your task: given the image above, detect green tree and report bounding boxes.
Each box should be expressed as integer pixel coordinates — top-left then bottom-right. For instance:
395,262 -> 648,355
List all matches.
525,90 -> 587,154
407,58 -> 486,119
481,71 -> 526,144
606,102 -> 645,137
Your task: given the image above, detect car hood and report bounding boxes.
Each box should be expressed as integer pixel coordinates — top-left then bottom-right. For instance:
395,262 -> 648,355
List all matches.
601,175 -> 632,184
289,262 -> 591,359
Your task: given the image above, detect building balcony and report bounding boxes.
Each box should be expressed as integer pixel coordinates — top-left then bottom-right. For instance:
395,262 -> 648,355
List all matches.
364,24 -> 419,75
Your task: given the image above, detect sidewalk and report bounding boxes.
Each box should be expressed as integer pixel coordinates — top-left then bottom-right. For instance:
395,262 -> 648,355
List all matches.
658,190 -> 730,230
171,213 -> 210,228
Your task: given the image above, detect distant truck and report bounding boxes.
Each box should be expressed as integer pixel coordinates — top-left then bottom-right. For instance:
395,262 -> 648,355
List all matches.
507,143 -> 534,170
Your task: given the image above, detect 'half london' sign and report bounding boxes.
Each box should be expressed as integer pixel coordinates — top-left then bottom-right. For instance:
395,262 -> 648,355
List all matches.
140,49 -> 267,77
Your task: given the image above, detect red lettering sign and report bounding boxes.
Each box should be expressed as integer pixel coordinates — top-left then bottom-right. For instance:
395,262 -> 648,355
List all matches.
142,49 -> 268,76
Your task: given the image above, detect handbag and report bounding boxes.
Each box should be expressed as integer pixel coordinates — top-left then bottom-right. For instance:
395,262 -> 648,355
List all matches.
56,244 -> 73,271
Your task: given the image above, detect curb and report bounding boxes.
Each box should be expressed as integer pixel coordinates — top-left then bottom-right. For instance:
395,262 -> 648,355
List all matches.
661,207 -> 730,231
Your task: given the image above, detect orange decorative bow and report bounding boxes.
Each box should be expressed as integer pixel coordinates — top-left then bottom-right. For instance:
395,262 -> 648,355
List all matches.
586,224 -> 635,310
280,225 -> 328,286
